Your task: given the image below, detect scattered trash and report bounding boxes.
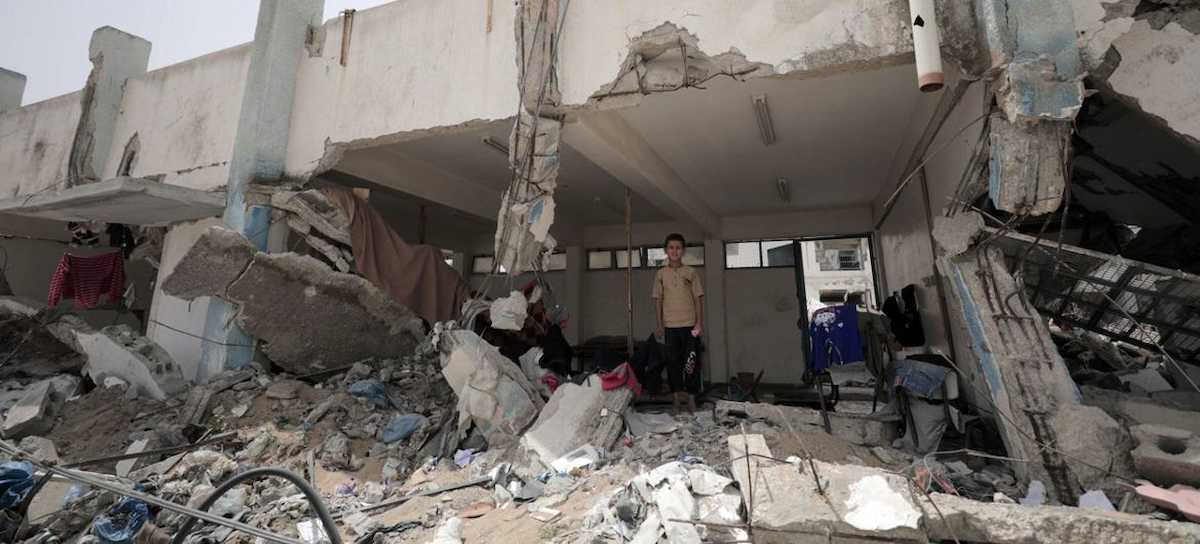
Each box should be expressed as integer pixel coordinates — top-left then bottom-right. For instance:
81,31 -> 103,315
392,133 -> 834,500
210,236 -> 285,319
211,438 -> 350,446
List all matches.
92,496 -> 150,544
349,379 -> 394,409
551,444 -> 603,473
380,413 -> 427,444
0,461 -> 34,510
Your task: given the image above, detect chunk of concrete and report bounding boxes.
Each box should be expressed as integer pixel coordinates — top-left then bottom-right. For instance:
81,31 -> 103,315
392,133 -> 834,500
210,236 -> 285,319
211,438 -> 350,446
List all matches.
2,380 -> 56,439
1131,424 -> 1200,487
18,436 -> 59,464
74,325 -> 185,401
115,439 -> 151,478
716,400 -> 899,446
522,377 -> 633,468
162,226 -> 425,374
726,434 -> 1200,543
437,329 -> 544,448
726,434 -> 925,543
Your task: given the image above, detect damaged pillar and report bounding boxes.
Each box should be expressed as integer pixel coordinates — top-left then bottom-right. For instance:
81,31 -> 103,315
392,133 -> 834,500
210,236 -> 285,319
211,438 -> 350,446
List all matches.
0,68 -> 26,113
933,213 -> 1134,505
978,0 -> 1084,215
197,0 -> 323,375
67,27 -> 151,186
494,0 -> 563,275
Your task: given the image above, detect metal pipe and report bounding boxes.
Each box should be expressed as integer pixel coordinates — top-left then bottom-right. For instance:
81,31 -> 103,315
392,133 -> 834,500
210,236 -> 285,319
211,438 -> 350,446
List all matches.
625,188 -> 634,358
907,0 -> 944,92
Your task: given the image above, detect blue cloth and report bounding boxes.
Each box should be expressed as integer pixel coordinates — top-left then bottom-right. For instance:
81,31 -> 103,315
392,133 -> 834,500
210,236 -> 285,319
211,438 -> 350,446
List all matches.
348,379 -> 393,409
380,413 -> 428,444
93,496 -> 150,543
0,461 -> 34,510
809,304 -> 864,372
891,358 -> 950,399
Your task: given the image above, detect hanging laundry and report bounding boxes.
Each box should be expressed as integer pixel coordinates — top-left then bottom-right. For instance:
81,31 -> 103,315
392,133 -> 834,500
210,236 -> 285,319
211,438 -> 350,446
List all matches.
47,251 -> 126,309
810,304 -> 865,373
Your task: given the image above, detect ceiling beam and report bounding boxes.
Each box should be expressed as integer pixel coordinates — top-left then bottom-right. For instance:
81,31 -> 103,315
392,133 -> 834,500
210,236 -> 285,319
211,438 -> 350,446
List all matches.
564,110 -> 722,236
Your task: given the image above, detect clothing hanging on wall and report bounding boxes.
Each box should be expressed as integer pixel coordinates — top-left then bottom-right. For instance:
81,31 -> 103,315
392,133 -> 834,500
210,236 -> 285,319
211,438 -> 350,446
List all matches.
47,251 -> 126,309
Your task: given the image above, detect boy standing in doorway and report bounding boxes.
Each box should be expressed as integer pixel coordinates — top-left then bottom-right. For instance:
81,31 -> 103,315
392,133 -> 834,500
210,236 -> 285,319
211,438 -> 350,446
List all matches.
653,233 -> 704,414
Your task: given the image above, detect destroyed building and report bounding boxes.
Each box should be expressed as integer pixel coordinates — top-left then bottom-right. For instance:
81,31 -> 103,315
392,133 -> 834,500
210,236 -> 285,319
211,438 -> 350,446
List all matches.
0,0 -> 1200,542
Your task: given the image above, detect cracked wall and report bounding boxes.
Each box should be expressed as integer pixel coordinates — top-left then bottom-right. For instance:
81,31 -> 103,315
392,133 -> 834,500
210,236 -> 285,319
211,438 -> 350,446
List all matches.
1073,0 -> 1200,144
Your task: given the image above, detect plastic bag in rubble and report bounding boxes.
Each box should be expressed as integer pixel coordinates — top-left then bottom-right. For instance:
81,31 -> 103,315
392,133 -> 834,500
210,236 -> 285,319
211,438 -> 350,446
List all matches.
92,495 -> 150,543
380,414 -> 428,444
0,461 -> 34,510
349,379 -> 394,409
429,517 -> 463,544
489,291 -> 527,331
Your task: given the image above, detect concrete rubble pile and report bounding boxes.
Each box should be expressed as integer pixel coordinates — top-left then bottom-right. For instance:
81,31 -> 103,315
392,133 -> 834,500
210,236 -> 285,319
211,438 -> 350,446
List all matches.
0,236 -> 1198,544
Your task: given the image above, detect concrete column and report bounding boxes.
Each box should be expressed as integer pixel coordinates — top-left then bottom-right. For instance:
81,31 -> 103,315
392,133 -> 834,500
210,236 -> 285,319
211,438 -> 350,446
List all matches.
197,0 -> 323,378
934,213 -> 1132,505
68,27 -> 151,186
0,68 -> 26,113
703,239 -> 729,383
564,245 -> 584,346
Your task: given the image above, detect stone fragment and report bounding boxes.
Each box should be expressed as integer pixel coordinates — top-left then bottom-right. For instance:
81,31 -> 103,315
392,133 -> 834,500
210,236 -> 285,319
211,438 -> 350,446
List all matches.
437,329 -> 543,448
1135,483 -> 1200,523
266,379 -> 302,400
115,439 -> 151,478
522,378 -> 633,468
18,435 -> 59,464
1131,424 -> 1200,487
2,380 -> 56,439
162,227 -> 424,374
74,325 -> 184,401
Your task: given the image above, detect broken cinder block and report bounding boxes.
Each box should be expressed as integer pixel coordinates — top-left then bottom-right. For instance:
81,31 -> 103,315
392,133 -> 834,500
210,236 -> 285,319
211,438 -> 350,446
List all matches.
522,377 -> 634,468
1132,423 -> 1200,487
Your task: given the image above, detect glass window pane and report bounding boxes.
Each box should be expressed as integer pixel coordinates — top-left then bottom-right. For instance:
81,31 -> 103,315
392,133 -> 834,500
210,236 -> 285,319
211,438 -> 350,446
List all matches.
616,249 -> 642,268
725,242 -> 761,268
684,246 -> 705,266
472,256 -> 494,274
760,240 -> 794,267
548,252 -> 567,271
588,250 -> 612,269
647,247 -> 668,267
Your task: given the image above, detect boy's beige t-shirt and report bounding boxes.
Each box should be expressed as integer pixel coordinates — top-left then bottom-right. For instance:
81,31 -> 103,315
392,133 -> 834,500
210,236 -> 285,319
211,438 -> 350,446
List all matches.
652,264 -> 704,327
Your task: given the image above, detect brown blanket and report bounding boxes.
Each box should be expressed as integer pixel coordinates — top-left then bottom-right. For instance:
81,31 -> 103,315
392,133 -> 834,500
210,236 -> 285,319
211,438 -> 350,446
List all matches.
322,186 -> 469,325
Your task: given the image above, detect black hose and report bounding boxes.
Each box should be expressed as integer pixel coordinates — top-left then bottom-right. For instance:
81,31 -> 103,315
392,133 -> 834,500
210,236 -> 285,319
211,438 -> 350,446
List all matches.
170,467 -> 341,544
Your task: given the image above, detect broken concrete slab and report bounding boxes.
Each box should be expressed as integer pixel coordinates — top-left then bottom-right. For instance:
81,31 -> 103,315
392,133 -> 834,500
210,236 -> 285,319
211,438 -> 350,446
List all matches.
162,226 -> 425,374
75,324 -> 185,401
934,212 -> 1136,503
270,189 -> 352,247
727,434 -> 1200,543
115,438 -> 151,478
727,434 -> 926,543
716,400 -> 899,447
18,435 -> 59,464
522,377 -> 634,468
2,380 -> 56,439
1131,423 -> 1200,487
437,328 -> 544,448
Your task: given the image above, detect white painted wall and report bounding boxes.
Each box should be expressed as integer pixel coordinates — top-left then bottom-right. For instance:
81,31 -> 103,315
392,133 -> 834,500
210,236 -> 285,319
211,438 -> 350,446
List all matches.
103,45 -> 252,190
0,92 -> 80,198
145,217 -> 221,383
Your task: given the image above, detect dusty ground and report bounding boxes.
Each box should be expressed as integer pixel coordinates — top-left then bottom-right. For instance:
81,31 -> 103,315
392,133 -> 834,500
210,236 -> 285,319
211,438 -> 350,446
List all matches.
42,385 -> 175,471
0,315 -> 83,381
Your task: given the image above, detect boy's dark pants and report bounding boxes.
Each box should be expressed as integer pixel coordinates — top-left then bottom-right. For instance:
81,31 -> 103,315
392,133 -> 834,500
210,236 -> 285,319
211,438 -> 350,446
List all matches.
663,327 -> 701,394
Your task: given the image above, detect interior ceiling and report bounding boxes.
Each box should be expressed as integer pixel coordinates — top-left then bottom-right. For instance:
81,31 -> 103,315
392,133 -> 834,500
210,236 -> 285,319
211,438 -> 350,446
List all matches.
382,122 -> 667,225
343,63 -> 926,230
619,63 -> 926,216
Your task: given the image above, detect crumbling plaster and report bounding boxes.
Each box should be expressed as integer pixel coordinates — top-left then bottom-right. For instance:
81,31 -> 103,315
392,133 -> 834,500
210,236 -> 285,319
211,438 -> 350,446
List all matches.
102,45 -> 253,191
0,92 -> 82,198
283,0 -> 983,180
1072,0 -> 1200,144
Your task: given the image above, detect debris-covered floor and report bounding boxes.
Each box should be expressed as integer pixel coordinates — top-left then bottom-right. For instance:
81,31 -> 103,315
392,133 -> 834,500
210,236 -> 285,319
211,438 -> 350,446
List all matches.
3,280 -> 1200,544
